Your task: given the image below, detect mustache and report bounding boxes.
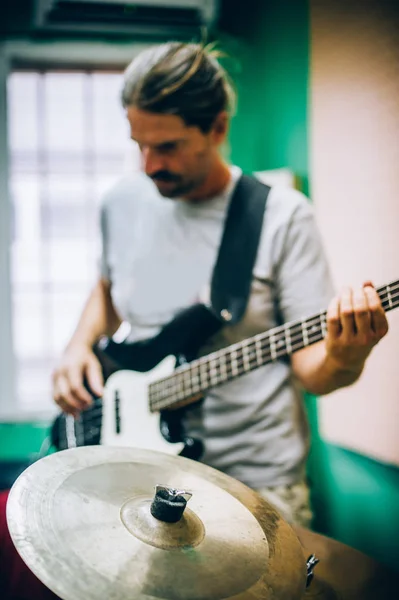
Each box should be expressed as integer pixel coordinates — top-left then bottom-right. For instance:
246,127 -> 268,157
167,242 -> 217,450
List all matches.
150,170 -> 180,183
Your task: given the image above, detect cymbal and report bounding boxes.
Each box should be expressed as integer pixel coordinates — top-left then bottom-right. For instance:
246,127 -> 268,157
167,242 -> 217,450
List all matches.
7,446 -> 308,600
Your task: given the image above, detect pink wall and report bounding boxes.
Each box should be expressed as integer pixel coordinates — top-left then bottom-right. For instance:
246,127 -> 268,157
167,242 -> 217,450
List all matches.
310,0 -> 399,465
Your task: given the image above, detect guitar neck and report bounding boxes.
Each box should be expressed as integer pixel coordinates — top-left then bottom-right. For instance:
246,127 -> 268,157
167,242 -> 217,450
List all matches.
149,280 -> 399,412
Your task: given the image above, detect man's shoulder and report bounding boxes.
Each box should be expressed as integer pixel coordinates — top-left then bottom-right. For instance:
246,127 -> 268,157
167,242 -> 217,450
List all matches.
264,183 -> 314,230
267,183 -> 312,214
254,183 -> 317,265
100,171 -> 155,214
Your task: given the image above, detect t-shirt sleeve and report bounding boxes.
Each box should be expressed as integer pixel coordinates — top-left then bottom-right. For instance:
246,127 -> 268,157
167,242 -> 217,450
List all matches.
274,201 -> 335,323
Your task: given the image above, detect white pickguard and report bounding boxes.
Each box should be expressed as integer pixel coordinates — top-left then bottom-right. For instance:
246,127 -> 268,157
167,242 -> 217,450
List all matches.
100,355 -> 184,455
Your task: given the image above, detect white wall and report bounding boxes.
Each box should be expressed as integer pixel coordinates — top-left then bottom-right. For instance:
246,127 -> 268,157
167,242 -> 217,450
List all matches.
311,0 -> 399,465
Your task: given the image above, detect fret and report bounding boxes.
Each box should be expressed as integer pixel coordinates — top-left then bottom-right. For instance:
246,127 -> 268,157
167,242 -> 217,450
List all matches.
270,332 -> 277,360
219,352 -> 228,382
166,374 -> 179,402
158,379 -> 173,400
284,324 -> 292,354
191,366 -> 201,393
181,370 -> 193,397
242,343 -> 251,372
230,348 -> 239,376
380,287 -> 391,311
209,358 -> 219,385
276,335 -> 285,351
321,313 -> 327,338
301,320 -> 309,346
148,384 -> 159,404
377,280 -> 399,311
247,343 -> 256,365
255,338 -> 263,366
199,360 -> 209,388
149,380 -> 174,411
154,381 -> 165,400
173,375 -> 185,401
308,321 -> 319,338
387,285 -> 393,309
157,383 -> 170,405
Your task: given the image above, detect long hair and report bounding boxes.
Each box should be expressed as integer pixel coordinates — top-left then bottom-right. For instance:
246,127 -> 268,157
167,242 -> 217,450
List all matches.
121,42 -> 236,133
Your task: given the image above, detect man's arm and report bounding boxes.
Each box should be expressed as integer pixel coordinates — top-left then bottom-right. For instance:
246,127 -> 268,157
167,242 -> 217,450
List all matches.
291,283 -> 389,395
67,277 -> 121,350
52,277 -> 122,415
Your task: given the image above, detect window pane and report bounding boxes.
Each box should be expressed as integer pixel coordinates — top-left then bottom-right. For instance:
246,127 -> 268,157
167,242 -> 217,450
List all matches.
47,240 -> 97,286
45,73 -> 86,152
50,291 -> 90,355
8,73 -> 39,155
92,73 -> 128,153
16,361 -> 53,413
8,69 -> 138,412
13,291 -> 47,359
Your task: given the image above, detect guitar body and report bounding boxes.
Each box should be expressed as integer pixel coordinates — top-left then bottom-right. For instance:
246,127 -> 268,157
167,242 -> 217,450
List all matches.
101,357 -> 184,455
50,303 -> 223,459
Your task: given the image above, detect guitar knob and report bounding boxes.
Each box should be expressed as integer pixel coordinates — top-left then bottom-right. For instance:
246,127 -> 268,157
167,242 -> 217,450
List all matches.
306,554 -> 320,587
220,309 -> 232,322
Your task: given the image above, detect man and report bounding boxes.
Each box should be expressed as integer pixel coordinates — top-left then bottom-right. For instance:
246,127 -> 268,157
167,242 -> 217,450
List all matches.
52,42 -> 388,527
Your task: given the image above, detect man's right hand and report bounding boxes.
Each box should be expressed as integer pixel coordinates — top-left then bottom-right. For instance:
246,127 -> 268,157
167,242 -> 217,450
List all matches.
52,344 -> 104,417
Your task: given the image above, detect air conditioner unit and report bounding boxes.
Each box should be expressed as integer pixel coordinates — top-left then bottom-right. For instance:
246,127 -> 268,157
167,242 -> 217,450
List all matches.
34,0 -> 219,37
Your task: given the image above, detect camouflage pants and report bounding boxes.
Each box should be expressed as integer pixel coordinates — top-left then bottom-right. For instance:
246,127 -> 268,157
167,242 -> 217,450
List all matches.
257,480 -> 313,528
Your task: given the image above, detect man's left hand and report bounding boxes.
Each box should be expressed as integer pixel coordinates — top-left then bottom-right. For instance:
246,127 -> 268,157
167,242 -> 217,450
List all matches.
325,281 -> 389,373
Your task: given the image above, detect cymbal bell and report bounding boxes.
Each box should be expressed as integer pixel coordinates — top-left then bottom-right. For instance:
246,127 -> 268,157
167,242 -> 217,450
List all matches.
7,446 -> 308,599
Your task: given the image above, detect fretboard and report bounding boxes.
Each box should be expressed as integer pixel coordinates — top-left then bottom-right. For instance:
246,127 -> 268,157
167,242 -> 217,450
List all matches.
148,279 -> 399,412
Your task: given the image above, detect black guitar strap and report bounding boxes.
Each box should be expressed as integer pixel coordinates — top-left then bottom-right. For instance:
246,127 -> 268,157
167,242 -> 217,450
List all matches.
210,174 -> 271,325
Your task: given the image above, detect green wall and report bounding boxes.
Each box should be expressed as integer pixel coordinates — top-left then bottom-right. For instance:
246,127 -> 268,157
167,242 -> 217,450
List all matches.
1,0 -> 398,574
0,421 -> 50,461
219,0 -> 309,194
307,396 -> 399,571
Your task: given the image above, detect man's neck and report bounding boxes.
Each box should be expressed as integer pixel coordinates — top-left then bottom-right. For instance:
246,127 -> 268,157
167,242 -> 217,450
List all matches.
184,160 -> 232,202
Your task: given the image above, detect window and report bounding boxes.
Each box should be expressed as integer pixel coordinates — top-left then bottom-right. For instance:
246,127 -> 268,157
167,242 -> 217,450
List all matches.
8,70 -> 138,412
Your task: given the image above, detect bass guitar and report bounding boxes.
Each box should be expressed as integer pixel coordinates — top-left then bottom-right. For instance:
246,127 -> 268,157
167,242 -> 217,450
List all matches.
51,279 -> 399,460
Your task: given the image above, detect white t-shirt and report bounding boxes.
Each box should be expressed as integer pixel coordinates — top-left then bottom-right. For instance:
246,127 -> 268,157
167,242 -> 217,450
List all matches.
100,166 -> 334,489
